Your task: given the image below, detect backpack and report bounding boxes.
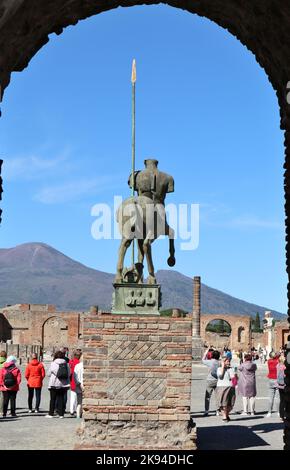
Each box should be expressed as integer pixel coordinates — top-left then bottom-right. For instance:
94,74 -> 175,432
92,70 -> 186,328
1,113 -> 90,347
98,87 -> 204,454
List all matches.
4,370 -> 17,388
56,362 -> 69,380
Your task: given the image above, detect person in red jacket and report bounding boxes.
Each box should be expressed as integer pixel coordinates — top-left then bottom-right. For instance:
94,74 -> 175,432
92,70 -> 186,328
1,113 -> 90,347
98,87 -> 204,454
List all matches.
69,351 -> 81,416
266,351 -> 280,417
25,353 -> 45,413
0,355 -> 21,418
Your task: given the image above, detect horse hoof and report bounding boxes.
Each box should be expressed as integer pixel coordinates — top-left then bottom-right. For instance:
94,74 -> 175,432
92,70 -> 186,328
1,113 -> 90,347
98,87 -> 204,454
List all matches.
148,275 -> 157,285
167,256 -> 175,267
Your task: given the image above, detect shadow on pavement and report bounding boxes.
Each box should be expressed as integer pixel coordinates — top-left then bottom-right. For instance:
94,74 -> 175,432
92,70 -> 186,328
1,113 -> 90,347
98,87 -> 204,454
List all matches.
197,422 -> 283,450
0,418 -> 18,422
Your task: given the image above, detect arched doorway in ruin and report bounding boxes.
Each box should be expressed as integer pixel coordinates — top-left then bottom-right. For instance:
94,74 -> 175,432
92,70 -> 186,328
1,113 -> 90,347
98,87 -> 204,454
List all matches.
0,3 -> 286,315
42,316 -> 68,351
205,318 -> 232,350
201,314 -> 251,351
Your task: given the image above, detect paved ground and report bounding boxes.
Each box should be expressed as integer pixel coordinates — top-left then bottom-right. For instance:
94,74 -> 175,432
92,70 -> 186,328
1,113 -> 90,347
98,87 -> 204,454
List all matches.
191,361 -> 284,450
0,364 -> 80,450
0,361 -> 284,450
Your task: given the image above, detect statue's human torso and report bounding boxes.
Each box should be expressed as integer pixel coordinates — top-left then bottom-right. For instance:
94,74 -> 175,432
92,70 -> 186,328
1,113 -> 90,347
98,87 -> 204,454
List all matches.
129,168 -> 174,204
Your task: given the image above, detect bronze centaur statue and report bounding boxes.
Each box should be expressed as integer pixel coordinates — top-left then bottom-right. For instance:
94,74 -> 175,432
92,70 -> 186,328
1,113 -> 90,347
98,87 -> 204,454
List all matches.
115,159 -> 176,284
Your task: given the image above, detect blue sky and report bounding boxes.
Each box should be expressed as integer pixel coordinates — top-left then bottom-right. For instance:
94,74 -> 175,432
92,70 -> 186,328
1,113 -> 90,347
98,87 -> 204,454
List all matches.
0,5 -> 286,313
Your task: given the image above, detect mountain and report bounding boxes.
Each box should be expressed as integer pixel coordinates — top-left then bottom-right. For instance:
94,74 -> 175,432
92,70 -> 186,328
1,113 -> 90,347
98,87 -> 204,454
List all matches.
0,242 -> 286,319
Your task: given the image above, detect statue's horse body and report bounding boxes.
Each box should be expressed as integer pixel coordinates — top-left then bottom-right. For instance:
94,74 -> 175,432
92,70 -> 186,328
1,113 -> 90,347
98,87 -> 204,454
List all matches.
115,159 -> 175,284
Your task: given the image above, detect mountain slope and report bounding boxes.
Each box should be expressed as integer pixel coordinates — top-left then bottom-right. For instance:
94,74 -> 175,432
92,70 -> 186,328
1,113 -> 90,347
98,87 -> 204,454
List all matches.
0,242 -> 286,319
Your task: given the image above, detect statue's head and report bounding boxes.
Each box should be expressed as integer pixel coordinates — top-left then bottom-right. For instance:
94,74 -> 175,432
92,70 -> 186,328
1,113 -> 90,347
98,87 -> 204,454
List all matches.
144,158 -> 158,168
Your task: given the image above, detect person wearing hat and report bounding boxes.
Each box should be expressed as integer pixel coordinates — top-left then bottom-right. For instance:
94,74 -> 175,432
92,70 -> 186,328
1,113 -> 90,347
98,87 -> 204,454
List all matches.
0,355 -> 21,418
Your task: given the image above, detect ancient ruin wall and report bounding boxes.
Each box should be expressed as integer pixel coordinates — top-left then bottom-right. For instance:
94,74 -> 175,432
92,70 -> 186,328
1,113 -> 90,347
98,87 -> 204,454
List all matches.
79,314 -> 195,450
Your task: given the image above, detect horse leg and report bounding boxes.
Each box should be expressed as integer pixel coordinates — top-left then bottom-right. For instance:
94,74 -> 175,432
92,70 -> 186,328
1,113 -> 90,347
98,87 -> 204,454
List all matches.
144,238 -> 156,284
136,239 -> 145,283
115,237 -> 132,283
137,239 -> 144,264
165,223 -> 176,267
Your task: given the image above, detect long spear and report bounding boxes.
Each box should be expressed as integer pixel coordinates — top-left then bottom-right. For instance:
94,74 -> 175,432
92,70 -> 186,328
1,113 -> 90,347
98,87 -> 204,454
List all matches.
131,59 -> 136,267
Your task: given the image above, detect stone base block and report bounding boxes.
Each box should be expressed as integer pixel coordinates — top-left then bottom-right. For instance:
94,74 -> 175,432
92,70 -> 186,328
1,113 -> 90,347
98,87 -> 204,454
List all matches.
76,420 -> 196,450
82,314 -> 194,450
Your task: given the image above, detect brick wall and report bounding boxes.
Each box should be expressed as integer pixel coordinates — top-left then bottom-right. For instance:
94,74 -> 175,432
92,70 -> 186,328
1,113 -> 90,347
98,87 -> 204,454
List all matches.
0,304 -> 82,349
79,314 -> 195,450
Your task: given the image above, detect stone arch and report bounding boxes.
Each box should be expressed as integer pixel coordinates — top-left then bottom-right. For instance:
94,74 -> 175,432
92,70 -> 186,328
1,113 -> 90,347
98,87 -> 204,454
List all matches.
201,314 -> 251,351
0,313 -> 12,341
0,1 -> 289,115
0,4 -> 289,308
0,3 -> 289,319
42,315 -> 68,350
205,318 -> 232,349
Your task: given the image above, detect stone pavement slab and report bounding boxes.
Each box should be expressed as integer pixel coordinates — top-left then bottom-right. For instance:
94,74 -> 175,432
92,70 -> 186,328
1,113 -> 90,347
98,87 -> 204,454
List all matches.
0,361 -> 285,450
191,362 -> 284,450
0,364 -> 80,450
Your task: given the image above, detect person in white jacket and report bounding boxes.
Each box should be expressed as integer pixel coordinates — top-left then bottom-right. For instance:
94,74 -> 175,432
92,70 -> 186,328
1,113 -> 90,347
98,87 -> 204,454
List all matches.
73,355 -> 83,418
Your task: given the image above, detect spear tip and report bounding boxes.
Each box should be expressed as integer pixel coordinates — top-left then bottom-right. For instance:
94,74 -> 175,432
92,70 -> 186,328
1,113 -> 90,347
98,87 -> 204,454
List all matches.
131,59 -> 136,83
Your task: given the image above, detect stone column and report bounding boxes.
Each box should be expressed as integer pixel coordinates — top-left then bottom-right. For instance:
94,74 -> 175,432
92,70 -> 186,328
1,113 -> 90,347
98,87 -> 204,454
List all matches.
192,276 -> 203,361
192,276 -> 201,337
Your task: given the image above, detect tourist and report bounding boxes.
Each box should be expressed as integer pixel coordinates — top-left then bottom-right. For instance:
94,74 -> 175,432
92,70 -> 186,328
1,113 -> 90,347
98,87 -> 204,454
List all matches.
0,350 -> 7,369
238,353 -> 257,416
25,352 -> 46,413
46,350 -> 70,418
262,348 -> 267,364
276,353 -> 286,420
74,354 -> 84,418
59,347 -> 69,412
0,355 -> 21,418
202,347 -> 221,416
0,351 -> 7,415
206,348 -> 213,360
223,347 -> 232,361
238,349 -> 243,365
69,351 -> 81,416
60,347 -> 70,363
216,357 -> 238,422
266,351 -> 280,417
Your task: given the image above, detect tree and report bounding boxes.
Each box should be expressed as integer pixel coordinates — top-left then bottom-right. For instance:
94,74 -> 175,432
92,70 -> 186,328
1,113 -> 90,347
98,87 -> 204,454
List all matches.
255,312 -> 261,331
216,319 -> 224,334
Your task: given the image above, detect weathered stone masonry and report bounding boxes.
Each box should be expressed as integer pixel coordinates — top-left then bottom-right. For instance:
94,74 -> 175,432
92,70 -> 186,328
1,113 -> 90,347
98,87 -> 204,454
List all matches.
79,314 -> 195,450
0,304 -> 82,350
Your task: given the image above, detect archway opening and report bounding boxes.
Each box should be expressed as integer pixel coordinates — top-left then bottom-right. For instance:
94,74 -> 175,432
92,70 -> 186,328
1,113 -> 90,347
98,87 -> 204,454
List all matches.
205,319 -> 232,349
42,316 -> 68,351
0,5 -> 285,317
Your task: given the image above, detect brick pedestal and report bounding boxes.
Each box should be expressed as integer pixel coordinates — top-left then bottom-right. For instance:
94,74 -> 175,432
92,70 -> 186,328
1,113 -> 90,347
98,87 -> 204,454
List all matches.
78,314 -> 196,450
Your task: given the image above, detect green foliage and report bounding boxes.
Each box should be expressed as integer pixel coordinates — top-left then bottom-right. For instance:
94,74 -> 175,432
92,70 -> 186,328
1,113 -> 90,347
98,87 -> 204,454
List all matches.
206,319 -> 231,335
251,312 -> 263,332
160,308 -> 188,317
160,309 -> 173,317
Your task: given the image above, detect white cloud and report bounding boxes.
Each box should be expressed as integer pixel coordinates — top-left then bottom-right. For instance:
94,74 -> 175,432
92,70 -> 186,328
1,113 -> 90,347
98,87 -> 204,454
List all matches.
2,148 -> 72,181
228,215 -> 284,230
34,175 -> 124,204
200,203 -> 283,230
